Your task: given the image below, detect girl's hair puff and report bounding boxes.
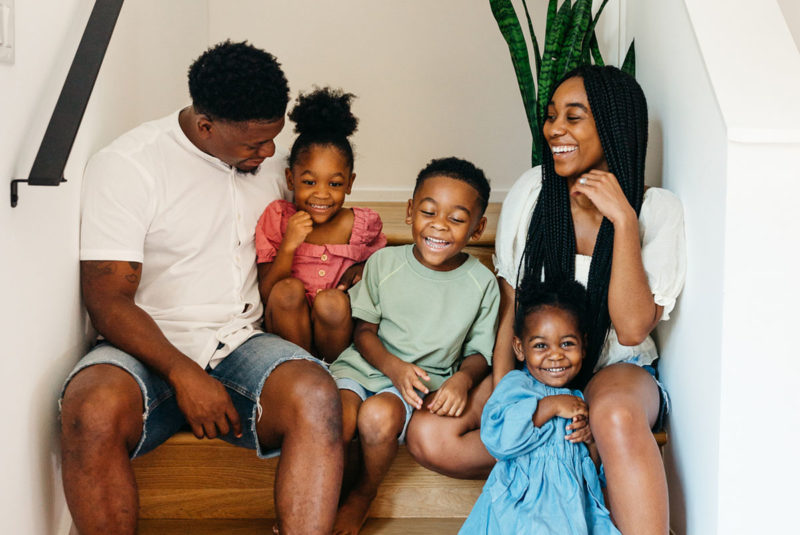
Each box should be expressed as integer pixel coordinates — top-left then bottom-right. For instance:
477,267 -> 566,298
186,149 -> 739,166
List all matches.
514,279 -> 589,340
518,65 -> 648,389
288,87 -> 358,170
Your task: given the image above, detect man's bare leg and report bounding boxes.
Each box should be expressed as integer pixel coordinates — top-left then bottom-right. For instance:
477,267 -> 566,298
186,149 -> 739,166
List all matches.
60,365 -> 144,535
256,359 -> 344,535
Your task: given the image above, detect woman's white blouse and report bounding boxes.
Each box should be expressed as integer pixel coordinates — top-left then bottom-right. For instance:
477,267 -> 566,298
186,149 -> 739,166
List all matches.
494,166 -> 687,370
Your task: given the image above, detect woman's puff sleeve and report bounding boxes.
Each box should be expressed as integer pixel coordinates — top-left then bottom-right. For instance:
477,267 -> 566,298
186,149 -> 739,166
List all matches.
639,188 -> 687,321
255,199 -> 293,264
480,371 -> 555,460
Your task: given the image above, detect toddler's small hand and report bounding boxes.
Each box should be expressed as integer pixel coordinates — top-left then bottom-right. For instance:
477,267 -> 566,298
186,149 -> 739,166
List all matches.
284,211 -> 313,248
565,414 -> 593,444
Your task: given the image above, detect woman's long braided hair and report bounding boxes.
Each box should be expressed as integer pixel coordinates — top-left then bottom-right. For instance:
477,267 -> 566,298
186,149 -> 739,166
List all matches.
517,65 -> 648,389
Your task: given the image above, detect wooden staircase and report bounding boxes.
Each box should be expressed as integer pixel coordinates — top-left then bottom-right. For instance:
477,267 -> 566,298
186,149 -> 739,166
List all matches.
131,202 -> 668,533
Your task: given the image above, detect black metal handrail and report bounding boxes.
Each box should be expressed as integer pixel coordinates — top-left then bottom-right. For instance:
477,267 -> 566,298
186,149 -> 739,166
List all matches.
10,0 -> 124,207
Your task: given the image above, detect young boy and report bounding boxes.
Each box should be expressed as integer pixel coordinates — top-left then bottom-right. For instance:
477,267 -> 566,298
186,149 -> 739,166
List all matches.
329,157 -> 500,534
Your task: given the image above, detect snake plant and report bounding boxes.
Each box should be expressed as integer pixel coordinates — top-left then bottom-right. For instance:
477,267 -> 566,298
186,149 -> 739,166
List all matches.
490,0 -> 635,166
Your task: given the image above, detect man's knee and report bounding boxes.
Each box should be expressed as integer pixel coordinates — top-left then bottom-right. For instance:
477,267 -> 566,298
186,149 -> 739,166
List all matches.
262,360 -> 342,439
60,365 -> 143,448
269,278 -> 307,312
311,289 -> 349,325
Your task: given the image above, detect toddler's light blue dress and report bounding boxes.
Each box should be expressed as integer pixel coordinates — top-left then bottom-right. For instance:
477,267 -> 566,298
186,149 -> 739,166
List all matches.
459,369 -> 620,535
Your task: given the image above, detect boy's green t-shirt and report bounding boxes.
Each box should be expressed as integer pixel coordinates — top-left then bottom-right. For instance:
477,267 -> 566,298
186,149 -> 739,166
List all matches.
330,245 -> 500,392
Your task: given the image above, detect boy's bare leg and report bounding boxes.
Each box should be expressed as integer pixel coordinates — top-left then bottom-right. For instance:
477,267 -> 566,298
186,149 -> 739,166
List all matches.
334,393 -> 406,535
311,289 -> 353,363
339,390 -> 364,499
60,365 -> 145,535
256,359 -> 344,535
405,375 -> 495,479
265,278 -> 312,352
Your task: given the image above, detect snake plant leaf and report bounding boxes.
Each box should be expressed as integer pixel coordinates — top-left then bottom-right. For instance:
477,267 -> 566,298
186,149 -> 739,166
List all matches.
489,0 -> 541,165
521,0 -> 541,79
557,0 -> 593,77
621,40 -> 636,77
581,0 -> 610,61
588,33 -> 605,66
537,0 -> 572,125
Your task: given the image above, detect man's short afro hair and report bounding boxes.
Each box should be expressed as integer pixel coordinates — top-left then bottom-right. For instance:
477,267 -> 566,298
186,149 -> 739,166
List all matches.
188,40 -> 289,122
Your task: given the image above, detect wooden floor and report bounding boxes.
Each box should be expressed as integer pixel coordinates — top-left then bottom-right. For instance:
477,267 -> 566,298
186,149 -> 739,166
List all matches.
138,518 -> 465,534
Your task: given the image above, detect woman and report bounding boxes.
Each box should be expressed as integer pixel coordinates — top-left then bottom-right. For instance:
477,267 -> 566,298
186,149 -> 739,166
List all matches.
406,65 -> 685,534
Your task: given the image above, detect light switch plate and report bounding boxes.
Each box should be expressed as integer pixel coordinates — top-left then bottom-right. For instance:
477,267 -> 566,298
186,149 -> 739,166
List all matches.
0,0 -> 15,65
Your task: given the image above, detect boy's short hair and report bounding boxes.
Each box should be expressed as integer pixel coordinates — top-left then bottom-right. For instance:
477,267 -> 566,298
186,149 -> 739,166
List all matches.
188,40 -> 290,122
514,279 -> 589,338
414,157 -> 491,214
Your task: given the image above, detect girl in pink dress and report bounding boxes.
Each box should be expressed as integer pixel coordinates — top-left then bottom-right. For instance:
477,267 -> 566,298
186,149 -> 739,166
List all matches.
256,87 -> 386,362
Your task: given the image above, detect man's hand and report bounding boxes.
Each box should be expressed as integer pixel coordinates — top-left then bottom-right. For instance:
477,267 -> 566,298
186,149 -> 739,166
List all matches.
169,360 -> 242,439
425,371 -> 470,417
336,262 -> 365,290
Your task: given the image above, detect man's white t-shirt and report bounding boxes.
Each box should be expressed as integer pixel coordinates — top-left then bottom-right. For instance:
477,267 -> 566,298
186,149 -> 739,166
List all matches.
80,110 -> 291,369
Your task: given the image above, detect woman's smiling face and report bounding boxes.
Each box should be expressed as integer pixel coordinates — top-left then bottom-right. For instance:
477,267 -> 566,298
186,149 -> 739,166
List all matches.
542,76 -> 608,180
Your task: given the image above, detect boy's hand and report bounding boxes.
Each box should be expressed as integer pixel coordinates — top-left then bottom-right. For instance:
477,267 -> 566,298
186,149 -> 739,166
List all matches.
386,360 -> 430,410
426,371 -> 470,417
283,211 -> 313,249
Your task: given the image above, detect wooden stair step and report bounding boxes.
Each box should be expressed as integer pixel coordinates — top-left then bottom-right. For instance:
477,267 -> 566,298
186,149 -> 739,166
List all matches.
132,432 -> 483,520
138,518 -> 465,535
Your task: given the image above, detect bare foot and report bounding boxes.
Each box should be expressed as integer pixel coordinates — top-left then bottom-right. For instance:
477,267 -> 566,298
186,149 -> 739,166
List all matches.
332,491 -> 374,535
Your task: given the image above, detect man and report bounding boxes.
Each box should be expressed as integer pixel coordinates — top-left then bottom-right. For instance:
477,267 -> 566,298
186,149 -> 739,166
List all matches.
59,41 -> 343,535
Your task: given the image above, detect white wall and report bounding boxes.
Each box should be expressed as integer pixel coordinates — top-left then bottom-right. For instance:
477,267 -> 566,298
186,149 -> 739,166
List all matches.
207,0 -> 550,201
0,1 -> 208,533
625,2 -> 726,532
779,0 -> 800,53
627,1 -> 800,533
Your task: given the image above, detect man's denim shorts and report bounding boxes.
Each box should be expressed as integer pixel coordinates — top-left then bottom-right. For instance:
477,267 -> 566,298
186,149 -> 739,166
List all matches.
59,333 -> 326,459
335,377 -> 416,444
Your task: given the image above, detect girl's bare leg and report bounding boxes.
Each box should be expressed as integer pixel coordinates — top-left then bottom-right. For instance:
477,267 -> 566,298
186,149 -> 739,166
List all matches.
333,393 -> 406,535
584,363 -> 668,535
265,278 -> 312,352
405,375 -> 495,479
312,289 -> 353,363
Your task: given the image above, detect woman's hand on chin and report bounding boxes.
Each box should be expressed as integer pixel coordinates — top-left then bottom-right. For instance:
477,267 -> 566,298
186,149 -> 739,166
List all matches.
573,169 -> 637,226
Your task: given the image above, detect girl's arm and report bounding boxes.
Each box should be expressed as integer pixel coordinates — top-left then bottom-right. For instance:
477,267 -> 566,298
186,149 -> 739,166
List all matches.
573,170 -> 661,345
533,394 -> 592,444
257,211 -> 313,305
492,278 -> 517,387
353,319 -> 430,410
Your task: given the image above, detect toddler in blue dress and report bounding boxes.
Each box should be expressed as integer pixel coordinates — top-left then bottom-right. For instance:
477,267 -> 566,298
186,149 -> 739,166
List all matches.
460,279 -> 619,535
